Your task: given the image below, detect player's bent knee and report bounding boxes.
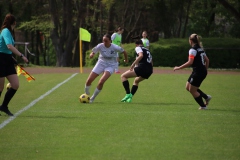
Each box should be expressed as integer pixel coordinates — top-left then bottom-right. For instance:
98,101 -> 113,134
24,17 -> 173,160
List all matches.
121,75 -> 127,81
11,84 -> 19,90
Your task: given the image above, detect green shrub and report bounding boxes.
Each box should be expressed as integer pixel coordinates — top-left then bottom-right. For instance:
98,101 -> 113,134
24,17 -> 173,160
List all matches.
85,38 -> 240,69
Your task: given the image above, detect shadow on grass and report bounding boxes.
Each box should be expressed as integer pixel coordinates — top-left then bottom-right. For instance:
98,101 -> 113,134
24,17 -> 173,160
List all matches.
90,101 -> 193,106
131,102 -> 192,106
208,108 -> 240,113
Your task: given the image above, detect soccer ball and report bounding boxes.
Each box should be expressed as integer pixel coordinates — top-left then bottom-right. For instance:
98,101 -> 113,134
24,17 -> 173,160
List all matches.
6,83 -> 11,90
79,93 -> 90,103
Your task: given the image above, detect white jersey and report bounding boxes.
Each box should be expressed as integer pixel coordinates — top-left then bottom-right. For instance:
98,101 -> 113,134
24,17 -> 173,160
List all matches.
92,43 -> 124,64
141,38 -> 150,47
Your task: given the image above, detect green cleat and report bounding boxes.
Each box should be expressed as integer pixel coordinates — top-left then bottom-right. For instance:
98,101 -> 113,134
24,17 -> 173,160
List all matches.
126,97 -> 132,103
121,93 -> 132,102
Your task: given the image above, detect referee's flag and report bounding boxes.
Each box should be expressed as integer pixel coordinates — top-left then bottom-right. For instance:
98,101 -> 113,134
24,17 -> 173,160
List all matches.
16,65 -> 35,82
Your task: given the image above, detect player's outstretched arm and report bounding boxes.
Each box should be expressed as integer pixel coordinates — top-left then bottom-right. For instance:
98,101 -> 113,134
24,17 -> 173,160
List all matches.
174,58 -> 193,71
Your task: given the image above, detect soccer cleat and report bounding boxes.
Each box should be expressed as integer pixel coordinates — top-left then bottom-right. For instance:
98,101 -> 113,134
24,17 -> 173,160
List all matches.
205,95 -> 212,105
199,106 -> 207,110
121,94 -> 132,102
0,105 -> 14,116
89,97 -> 95,103
126,97 -> 132,103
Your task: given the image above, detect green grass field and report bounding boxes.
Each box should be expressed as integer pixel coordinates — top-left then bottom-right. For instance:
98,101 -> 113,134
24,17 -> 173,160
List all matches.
0,69 -> 239,160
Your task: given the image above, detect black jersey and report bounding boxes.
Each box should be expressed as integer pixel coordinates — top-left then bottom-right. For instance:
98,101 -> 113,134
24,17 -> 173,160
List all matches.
189,45 -> 207,74
135,46 -> 152,65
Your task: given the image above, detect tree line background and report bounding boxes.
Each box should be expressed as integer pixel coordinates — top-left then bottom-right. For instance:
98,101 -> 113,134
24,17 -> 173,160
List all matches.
0,0 -> 240,67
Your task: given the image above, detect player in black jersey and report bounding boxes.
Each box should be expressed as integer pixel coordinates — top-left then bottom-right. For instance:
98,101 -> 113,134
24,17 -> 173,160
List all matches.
121,39 -> 153,102
174,33 -> 211,110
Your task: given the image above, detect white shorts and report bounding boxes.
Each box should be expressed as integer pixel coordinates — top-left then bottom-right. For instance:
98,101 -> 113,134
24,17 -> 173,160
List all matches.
92,60 -> 117,75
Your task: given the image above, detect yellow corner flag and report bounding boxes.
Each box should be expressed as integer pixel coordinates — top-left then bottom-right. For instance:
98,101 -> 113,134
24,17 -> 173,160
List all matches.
79,28 -> 91,42
16,65 -> 35,82
79,28 -> 91,73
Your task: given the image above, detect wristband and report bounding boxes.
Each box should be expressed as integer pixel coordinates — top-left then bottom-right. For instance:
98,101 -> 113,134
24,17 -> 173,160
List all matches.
20,54 -> 24,57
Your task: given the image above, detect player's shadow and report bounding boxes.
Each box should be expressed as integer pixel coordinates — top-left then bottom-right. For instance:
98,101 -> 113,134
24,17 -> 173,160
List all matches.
89,101 -> 193,106
121,102 -> 192,106
206,108 -> 240,113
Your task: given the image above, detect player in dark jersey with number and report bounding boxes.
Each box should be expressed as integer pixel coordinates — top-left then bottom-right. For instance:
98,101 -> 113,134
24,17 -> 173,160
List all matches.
174,33 -> 211,110
121,39 -> 153,103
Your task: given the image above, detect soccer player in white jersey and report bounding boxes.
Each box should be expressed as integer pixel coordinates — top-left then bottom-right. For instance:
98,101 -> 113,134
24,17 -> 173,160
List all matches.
174,33 -> 211,110
84,34 -> 128,103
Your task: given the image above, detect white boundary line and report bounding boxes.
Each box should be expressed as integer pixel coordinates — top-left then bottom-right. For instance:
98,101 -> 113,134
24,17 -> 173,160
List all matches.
0,73 -> 78,130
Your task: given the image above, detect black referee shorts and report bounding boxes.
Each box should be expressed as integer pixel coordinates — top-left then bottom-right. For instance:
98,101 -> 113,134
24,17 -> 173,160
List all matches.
0,53 -> 17,77
134,63 -> 153,79
188,72 -> 207,87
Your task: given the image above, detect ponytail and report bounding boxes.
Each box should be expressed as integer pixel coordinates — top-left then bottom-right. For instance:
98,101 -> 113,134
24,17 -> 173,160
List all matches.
189,33 -> 203,48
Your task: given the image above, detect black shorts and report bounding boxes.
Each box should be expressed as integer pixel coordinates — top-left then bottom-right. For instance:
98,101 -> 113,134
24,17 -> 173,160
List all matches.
134,63 -> 153,79
0,53 -> 17,77
188,71 -> 207,87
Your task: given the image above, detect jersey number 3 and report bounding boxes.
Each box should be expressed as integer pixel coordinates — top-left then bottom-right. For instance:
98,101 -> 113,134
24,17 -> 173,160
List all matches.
146,51 -> 152,63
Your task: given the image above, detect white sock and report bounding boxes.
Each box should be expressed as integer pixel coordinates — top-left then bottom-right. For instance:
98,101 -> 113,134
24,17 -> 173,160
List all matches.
115,62 -> 119,72
85,85 -> 91,95
91,88 -> 101,100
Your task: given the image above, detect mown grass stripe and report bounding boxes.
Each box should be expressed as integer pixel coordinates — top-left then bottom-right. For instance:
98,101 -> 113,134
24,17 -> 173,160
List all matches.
0,73 -> 78,129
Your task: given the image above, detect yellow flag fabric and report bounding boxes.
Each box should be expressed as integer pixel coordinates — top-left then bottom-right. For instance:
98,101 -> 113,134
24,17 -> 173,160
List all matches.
79,28 -> 91,42
17,65 -> 22,76
16,65 -> 35,82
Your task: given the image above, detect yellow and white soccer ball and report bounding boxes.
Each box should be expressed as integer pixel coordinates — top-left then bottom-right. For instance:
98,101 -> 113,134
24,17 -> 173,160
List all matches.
6,83 -> 11,90
79,93 -> 90,103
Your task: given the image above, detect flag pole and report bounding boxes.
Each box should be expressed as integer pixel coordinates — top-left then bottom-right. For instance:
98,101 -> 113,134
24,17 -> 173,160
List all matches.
79,27 -> 91,73
79,39 -> 83,73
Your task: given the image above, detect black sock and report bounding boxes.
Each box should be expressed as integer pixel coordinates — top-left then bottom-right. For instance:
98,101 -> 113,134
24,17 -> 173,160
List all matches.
131,85 -> 138,95
2,88 -> 17,107
122,80 -> 130,94
194,95 -> 206,107
197,89 -> 208,99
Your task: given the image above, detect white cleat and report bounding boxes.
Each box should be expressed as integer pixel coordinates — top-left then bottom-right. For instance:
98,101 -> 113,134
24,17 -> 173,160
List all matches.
205,95 -> 212,105
199,106 -> 207,110
89,97 -> 95,103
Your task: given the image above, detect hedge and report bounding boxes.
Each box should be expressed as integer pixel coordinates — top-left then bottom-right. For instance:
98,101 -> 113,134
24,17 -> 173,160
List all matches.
85,38 -> 240,69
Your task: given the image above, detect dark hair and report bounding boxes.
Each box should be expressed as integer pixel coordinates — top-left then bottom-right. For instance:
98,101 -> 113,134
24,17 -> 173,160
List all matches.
116,27 -> 124,32
103,34 -> 111,40
131,35 -> 143,45
135,39 -> 143,45
1,14 -> 16,34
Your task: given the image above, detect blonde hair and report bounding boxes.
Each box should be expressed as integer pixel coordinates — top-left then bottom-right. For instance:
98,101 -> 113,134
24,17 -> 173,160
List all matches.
189,33 -> 203,48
